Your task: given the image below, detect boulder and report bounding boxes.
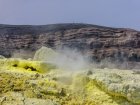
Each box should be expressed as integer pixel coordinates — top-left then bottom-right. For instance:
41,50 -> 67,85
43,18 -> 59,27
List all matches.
33,46 -> 58,62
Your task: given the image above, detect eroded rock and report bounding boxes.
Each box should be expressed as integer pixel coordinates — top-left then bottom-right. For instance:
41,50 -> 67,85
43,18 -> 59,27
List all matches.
0,23 -> 139,64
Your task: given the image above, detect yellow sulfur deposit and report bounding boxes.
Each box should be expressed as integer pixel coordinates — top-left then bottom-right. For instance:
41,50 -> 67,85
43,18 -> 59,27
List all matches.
0,47 -> 140,105
0,58 -> 56,73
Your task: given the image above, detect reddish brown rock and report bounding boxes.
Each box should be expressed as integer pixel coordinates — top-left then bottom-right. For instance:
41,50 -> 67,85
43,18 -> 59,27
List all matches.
0,23 -> 140,65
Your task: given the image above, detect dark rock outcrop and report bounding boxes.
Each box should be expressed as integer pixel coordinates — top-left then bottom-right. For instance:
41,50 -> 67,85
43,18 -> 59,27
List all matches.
0,23 -> 140,64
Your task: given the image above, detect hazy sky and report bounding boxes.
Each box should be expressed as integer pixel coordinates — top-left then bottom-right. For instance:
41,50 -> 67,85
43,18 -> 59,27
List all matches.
0,0 -> 140,30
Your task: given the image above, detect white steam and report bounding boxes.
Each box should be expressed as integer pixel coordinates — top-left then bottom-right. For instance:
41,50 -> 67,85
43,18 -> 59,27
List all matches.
46,47 -> 90,71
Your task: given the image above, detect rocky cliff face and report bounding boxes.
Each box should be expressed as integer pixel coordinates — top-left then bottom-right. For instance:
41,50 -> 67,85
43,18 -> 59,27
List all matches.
0,23 -> 140,64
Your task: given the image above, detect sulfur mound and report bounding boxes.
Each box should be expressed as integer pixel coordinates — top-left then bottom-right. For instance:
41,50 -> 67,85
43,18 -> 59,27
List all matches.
88,69 -> 140,104
0,58 -> 56,73
33,46 -> 58,61
0,47 -> 140,105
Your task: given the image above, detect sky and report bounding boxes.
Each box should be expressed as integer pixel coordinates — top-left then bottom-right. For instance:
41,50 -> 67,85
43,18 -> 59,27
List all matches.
0,0 -> 140,30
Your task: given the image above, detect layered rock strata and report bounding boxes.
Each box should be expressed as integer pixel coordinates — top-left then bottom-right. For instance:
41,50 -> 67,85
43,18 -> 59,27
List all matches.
0,24 -> 139,65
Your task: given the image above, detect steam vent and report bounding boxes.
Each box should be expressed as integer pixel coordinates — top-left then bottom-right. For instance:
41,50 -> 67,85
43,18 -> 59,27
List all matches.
0,24 -> 140,105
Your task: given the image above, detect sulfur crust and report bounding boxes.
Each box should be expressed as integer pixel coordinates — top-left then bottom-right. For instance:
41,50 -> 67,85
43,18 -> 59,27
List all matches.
0,58 -> 56,73
0,58 -> 140,105
72,73 -> 134,105
88,69 -> 140,104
